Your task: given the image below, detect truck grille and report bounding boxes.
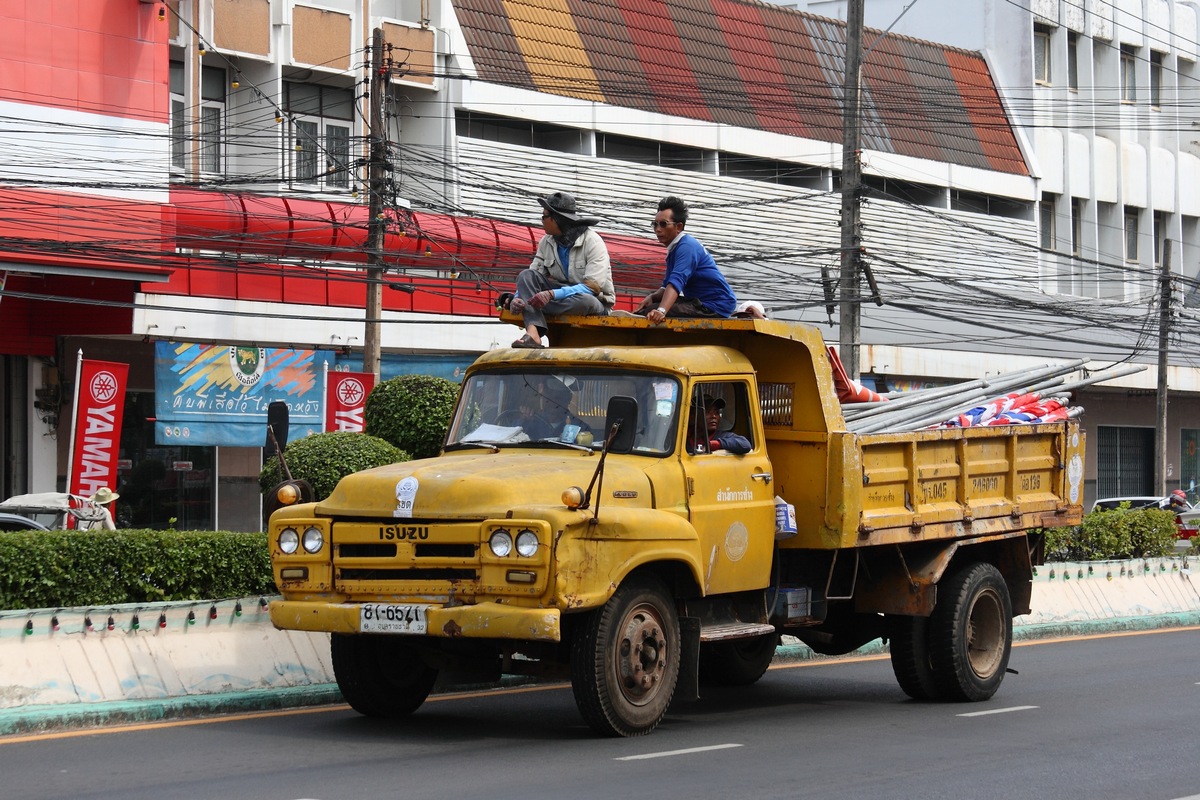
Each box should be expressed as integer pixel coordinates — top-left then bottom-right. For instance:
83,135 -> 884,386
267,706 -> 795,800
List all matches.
330,520 -> 498,598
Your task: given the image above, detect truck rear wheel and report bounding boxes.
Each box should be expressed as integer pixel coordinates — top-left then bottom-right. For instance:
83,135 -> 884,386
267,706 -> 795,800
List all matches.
699,633 -> 778,686
331,633 -> 438,718
887,614 -> 939,701
929,562 -> 1012,702
570,575 -> 680,737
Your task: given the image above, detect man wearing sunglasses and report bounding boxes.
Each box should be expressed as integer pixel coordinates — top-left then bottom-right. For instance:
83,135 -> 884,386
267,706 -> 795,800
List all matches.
635,196 -> 737,323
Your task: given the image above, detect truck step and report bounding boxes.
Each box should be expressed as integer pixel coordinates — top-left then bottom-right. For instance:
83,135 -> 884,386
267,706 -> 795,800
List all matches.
698,622 -> 777,643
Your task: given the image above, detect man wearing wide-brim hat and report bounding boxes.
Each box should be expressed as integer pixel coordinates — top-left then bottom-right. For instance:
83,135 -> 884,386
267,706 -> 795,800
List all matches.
78,486 -> 119,531
506,191 -> 615,349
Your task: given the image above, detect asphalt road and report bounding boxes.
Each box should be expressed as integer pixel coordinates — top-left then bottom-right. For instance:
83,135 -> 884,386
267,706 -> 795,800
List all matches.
2,628 -> 1198,800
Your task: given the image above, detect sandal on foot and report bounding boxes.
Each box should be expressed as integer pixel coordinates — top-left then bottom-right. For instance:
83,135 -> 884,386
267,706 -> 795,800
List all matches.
511,333 -> 545,349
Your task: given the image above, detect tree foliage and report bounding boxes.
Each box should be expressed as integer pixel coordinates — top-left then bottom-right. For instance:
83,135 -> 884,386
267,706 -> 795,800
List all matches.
259,431 -> 406,501
364,374 -> 460,459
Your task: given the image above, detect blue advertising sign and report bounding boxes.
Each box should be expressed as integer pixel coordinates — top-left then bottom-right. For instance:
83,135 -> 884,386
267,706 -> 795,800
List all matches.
155,342 -> 334,446
333,353 -> 475,382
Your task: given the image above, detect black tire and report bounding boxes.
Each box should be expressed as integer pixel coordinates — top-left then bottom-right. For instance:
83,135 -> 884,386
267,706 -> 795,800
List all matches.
570,575 -> 681,737
699,633 -> 779,687
887,614 -> 939,701
331,633 -> 439,718
929,562 -> 1013,702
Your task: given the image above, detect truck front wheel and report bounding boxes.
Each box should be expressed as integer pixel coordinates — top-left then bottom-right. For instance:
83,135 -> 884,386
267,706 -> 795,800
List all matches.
331,633 -> 439,718
570,575 -> 681,737
929,562 -> 1012,702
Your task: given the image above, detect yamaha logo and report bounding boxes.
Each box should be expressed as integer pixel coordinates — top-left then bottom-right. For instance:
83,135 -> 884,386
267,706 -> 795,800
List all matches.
336,377 -> 366,406
89,371 -> 118,403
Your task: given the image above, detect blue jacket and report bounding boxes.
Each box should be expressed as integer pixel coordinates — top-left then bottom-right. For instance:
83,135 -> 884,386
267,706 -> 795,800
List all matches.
663,234 -> 736,317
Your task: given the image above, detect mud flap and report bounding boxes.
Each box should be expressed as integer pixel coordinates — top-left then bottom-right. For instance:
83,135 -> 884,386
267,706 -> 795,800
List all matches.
677,616 -> 700,702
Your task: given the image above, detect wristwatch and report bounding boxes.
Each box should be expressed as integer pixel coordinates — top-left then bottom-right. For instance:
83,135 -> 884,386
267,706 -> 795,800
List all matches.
656,307 -> 667,315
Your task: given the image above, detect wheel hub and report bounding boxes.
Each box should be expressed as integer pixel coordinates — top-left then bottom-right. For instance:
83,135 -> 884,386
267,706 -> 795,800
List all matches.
617,603 -> 668,704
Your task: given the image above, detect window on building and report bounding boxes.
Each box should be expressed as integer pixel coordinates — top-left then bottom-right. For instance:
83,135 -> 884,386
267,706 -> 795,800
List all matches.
1124,206 -> 1140,261
1033,24 -> 1052,85
1096,426 -> 1154,498
1150,51 -> 1163,108
1154,211 -> 1168,266
1120,45 -> 1137,102
597,132 -> 708,172
1067,33 -> 1079,91
1040,194 -> 1057,250
285,82 -> 355,190
1070,198 -> 1083,256
721,155 -> 826,190
1181,430 -> 1200,501
169,62 -> 226,174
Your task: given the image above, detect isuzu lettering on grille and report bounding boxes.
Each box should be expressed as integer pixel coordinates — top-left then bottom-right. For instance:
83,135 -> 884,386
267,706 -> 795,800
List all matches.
378,525 -> 430,540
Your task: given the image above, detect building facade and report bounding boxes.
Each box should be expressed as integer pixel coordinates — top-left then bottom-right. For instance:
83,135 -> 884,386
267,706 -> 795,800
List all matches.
803,0 -> 1200,499
2,0 -> 1196,528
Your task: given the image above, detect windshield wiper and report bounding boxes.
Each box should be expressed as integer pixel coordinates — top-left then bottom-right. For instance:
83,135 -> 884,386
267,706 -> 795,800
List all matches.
533,438 -> 595,453
444,442 -> 501,453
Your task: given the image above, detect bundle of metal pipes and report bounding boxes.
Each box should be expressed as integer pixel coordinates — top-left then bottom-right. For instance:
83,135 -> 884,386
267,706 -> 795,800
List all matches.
842,361 -> 1147,434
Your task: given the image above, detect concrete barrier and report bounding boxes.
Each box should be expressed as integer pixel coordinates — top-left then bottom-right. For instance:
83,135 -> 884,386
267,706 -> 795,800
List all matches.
1,557 -> 1196,734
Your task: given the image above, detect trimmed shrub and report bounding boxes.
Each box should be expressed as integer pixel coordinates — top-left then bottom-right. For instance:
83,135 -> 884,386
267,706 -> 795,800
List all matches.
365,374 -> 459,459
260,431 -> 407,501
1043,504 -> 1179,561
0,529 -> 274,610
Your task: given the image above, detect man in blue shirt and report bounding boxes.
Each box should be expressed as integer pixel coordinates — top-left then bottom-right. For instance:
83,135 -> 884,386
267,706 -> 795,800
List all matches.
636,196 -> 737,322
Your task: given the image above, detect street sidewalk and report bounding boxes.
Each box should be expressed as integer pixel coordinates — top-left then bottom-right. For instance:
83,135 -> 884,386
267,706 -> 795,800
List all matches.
1,556 -> 1196,736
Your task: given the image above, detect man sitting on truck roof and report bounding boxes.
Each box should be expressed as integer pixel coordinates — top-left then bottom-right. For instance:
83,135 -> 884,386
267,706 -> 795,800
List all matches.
507,191 -> 616,349
635,196 -> 737,323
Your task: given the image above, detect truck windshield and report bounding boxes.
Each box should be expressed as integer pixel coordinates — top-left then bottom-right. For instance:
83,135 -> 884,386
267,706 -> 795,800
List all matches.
446,369 -> 682,455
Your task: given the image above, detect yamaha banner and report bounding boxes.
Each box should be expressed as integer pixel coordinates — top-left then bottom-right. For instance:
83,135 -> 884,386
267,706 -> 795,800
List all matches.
325,370 -> 375,432
67,358 -> 129,500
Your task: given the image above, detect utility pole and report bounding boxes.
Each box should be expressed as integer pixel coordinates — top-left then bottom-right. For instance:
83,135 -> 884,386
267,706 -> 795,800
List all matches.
1155,239 -> 1172,494
839,0 -> 865,379
362,27 -> 387,380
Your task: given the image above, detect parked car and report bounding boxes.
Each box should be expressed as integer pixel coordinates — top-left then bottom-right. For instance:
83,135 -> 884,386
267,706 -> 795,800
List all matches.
1091,494 -> 1198,539
0,511 -> 48,531
0,493 -> 107,530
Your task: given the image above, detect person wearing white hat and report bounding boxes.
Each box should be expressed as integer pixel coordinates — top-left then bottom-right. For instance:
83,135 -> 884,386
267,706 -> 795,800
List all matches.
78,486 -> 119,531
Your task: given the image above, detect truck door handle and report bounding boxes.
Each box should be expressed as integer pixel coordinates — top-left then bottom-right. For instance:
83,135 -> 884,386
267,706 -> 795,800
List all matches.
751,472 -> 772,484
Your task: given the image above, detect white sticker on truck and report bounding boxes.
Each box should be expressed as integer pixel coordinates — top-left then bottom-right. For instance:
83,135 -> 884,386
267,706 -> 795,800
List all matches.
394,476 -> 419,518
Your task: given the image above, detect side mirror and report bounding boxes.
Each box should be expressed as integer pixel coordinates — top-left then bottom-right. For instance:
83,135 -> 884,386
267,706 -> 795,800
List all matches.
604,396 -> 638,454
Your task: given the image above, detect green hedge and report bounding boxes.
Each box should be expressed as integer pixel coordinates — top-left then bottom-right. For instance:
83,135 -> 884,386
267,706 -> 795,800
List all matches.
365,374 -> 459,459
260,430 -> 407,502
0,529 -> 274,611
1044,505 -> 1182,561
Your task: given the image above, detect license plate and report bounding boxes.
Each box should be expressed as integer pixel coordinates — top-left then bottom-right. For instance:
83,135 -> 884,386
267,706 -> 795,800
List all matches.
359,603 -> 428,634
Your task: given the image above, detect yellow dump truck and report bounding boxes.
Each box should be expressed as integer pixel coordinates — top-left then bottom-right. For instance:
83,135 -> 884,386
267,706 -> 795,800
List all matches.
268,315 -> 1084,736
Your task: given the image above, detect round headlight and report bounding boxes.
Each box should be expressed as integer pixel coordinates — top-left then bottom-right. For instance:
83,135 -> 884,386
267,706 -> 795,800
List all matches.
515,529 -> 539,558
302,526 -> 324,553
278,527 -> 299,554
489,528 -> 513,557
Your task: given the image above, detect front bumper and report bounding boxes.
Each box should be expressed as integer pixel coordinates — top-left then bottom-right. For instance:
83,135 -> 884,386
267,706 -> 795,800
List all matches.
270,600 -> 562,642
